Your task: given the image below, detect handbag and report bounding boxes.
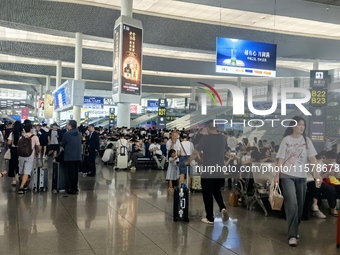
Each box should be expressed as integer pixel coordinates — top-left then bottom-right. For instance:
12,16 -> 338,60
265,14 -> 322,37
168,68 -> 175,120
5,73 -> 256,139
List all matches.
228,191 -> 239,207
4,148 -> 11,160
269,180 -> 284,211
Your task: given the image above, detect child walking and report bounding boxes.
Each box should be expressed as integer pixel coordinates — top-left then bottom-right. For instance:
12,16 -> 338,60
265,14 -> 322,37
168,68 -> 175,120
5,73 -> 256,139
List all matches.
166,149 -> 179,191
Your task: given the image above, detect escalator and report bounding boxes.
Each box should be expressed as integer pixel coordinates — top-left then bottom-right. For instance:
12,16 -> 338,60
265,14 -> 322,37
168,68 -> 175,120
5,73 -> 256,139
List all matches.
130,113 -> 158,127
166,106 -> 232,130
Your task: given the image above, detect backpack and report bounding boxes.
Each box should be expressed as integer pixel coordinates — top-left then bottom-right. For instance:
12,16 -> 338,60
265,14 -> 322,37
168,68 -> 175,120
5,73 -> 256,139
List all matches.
18,135 -> 34,157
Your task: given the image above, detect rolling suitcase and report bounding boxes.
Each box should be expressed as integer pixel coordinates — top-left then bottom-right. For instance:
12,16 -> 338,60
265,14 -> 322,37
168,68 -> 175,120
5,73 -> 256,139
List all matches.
52,162 -> 69,193
116,145 -> 128,170
173,166 -> 189,222
32,167 -> 48,192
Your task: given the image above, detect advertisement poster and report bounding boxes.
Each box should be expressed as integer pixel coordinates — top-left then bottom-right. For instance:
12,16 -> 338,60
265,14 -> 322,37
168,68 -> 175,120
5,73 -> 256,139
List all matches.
21,108 -> 29,120
38,99 -> 44,118
216,37 -> 277,77
112,25 -> 120,95
121,24 -> 142,95
130,104 -> 138,114
44,93 -> 53,118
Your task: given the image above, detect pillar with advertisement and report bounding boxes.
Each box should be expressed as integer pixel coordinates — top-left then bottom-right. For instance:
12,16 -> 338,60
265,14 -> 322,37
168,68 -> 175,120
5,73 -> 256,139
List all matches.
157,98 -> 167,130
309,70 -> 329,152
112,15 -> 143,128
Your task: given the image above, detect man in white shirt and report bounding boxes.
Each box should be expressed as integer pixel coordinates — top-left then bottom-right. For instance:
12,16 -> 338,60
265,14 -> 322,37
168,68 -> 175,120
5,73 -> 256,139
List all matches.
166,132 -> 180,155
149,138 -> 166,169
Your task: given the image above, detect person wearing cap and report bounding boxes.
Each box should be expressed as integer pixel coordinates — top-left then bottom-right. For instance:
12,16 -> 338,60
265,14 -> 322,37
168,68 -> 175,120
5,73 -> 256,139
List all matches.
62,120 -> 82,194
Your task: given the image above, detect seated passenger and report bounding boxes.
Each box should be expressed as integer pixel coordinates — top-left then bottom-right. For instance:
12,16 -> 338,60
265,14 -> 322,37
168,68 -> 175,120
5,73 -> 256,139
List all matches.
260,148 -> 275,162
129,139 -> 145,172
241,147 -> 253,166
307,150 -> 339,217
149,138 -> 166,170
101,143 -> 114,165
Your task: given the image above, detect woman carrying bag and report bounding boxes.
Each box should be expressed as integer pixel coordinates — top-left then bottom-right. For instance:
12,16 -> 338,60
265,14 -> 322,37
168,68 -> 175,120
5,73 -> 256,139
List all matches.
274,116 -> 322,247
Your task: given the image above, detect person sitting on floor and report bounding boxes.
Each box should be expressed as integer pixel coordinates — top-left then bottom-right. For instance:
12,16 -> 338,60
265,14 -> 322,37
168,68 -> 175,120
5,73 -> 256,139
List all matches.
101,143 -> 114,165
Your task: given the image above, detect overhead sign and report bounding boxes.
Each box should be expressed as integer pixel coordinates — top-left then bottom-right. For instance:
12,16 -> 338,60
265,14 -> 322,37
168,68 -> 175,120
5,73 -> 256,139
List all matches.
83,97 -> 104,109
310,70 -> 330,88
158,98 -> 166,108
147,100 -> 168,109
216,37 -> 277,77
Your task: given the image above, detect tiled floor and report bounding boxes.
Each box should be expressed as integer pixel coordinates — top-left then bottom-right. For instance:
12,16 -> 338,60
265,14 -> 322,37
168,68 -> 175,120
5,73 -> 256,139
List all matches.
0,158 -> 339,255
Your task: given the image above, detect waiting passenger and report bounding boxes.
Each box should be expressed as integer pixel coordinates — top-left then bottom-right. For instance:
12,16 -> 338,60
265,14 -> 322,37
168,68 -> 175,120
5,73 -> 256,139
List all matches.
101,143 -> 114,165
260,148 -> 275,162
149,138 -> 166,170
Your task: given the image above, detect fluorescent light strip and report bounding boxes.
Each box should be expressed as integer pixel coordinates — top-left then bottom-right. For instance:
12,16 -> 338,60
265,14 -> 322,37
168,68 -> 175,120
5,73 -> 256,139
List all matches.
51,0 -> 340,40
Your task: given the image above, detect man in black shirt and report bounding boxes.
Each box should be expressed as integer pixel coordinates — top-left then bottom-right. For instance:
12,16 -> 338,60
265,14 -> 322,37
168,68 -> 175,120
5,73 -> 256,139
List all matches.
187,120 -> 229,224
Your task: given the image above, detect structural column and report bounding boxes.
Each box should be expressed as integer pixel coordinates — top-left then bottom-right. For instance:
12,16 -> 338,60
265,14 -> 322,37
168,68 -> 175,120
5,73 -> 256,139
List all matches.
40,85 -> 44,99
116,103 -> 130,127
34,92 -> 38,116
73,32 -> 82,125
116,0 -> 133,128
54,60 -> 62,122
46,76 -> 51,92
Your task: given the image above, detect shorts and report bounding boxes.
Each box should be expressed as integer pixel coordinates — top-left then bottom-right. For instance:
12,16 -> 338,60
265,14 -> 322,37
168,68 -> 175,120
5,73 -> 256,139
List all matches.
179,156 -> 191,175
19,157 -> 34,175
48,144 -> 60,152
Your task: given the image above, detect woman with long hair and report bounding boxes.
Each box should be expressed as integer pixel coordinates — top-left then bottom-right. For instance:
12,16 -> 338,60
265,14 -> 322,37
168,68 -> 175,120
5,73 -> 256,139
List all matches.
7,121 -> 23,185
274,116 -> 321,247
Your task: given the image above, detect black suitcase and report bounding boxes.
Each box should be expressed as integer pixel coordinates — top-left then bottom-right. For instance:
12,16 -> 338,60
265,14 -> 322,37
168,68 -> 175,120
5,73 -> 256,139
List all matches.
173,166 -> 190,222
52,162 -> 69,193
173,185 -> 189,222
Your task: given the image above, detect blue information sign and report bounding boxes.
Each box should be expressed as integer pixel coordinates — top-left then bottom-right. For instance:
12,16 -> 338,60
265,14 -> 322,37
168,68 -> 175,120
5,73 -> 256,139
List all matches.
216,37 -> 277,77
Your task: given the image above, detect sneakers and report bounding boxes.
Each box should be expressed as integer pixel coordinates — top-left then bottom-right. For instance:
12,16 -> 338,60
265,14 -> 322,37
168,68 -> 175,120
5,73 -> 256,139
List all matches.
18,188 -> 26,195
331,208 -> 338,217
221,208 -> 229,221
311,204 -> 319,212
43,155 -> 47,159
128,160 -> 132,167
313,210 -> 327,219
288,237 -> 297,246
201,218 -> 214,225
130,166 -> 136,172
11,181 -> 17,186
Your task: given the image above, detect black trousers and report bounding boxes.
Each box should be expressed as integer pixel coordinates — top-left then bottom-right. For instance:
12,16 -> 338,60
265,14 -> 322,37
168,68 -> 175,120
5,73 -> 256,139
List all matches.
307,181 -> 337,209
8,147 -> 19,177
201,178 -> 226,222
87,151 -> 96,175
64,161 -> 80,192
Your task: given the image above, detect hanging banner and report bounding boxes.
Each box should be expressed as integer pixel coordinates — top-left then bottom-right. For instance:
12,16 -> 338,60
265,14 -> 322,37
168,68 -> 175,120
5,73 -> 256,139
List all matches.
38,99 -> 44,118
83,97 -> 104,109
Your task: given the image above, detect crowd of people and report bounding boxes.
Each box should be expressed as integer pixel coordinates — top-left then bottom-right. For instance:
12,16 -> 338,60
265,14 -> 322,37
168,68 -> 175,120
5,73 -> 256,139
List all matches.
1,116 -> 340,247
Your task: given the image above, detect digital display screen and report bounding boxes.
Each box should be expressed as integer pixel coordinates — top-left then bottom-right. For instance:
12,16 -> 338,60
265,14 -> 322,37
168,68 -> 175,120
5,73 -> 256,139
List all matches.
216,37 -> 277,77
158,107 -> 167,117
52,84 -> 71,110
